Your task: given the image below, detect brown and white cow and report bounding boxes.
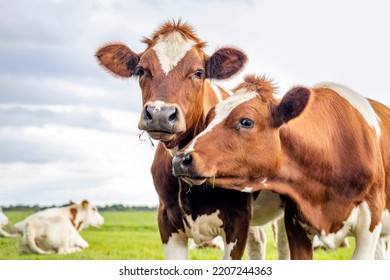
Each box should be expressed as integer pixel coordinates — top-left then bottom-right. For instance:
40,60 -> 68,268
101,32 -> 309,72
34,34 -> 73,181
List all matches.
13,200 -> 104,254
96,20 -> 286,259
173,75 -> 390,259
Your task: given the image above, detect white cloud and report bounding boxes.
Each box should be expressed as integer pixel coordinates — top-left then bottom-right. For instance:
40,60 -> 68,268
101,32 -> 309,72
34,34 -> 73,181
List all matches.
0,123 -> 157,206
0,105 -> 157,206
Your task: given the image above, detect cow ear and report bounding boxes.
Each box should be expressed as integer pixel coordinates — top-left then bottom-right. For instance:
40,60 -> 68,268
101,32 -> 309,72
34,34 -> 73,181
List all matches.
95,43 -> 139,78
205,47 -> 247,80
272,86 -> 311,127
81,200 -> 89,209
69,207 -> 77,226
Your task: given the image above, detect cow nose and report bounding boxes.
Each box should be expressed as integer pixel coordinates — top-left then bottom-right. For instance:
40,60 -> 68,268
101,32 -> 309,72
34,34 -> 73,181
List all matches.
138,102 -> 186,136
144,105 -> 178,125
172,153 -> 193,176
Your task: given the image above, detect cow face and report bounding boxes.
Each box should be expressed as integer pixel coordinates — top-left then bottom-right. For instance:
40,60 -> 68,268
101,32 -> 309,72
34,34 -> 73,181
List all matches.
81,200 -> 104,228
172,76 -> 311,191
96,20 -> 247,148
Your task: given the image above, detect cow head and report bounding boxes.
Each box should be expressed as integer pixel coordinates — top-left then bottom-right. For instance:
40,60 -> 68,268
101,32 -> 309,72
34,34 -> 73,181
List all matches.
96,20 -> 247,148
70,200 -> 104,230
172,75 -> 311,190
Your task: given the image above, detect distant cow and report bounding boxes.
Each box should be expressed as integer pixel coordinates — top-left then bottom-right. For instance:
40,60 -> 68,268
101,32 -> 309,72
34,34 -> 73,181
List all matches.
173,75 -> 390,259
13,200 -> 104,254
0,207 -> 18,237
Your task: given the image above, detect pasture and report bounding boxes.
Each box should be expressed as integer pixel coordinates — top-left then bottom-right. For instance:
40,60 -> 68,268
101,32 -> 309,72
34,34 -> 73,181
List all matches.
0,210 -> 354,260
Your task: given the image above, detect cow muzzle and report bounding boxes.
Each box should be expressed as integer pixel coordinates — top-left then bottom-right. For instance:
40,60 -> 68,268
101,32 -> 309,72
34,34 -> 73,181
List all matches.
138,101 -> 186,142
172,152 -> 207,185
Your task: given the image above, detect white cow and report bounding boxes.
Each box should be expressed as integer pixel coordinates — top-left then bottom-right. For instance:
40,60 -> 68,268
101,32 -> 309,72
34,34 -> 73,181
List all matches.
1,207 -> 18,237
13,200 -> 104,254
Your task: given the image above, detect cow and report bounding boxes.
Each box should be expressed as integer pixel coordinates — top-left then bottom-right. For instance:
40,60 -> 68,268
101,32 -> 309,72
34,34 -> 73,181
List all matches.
13,200 -> 104,254
0,207 -> 18,237
95,20 -> 287,259
172,74 -> 390,259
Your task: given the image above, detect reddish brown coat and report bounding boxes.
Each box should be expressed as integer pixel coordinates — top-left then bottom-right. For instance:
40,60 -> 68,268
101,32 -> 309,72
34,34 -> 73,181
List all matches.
173,75 -> 390,259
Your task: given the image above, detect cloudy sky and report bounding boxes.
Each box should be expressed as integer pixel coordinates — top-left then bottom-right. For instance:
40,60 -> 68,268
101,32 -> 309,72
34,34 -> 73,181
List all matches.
0,0 -> 389,207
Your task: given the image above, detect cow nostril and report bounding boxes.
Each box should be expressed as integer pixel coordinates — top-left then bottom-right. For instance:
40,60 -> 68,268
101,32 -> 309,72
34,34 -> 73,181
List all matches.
181,154 -> 192,167
168,108 -> 178,123
144,106 -> 153,122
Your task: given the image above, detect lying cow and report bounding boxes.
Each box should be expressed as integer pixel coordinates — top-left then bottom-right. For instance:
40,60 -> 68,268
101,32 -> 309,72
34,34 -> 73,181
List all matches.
173,75 -> 390,259
13,200 -> 104,254
0,207 -> 18,237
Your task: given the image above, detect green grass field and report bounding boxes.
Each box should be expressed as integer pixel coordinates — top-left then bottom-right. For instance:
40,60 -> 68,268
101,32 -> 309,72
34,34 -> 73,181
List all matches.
0,210 -> 354,260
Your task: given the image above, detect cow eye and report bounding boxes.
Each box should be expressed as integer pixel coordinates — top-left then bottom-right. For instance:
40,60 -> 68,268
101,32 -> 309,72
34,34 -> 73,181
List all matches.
135,66 -> 145,77
193,69 -> 204,79
238,117 -> 254,129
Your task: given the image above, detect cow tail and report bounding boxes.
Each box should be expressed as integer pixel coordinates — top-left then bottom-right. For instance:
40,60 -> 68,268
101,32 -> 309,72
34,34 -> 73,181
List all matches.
0,227 -> 13,237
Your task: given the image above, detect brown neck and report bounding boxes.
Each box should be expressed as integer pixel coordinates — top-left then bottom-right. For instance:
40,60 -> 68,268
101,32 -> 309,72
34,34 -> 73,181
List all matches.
263,113 -> 376,232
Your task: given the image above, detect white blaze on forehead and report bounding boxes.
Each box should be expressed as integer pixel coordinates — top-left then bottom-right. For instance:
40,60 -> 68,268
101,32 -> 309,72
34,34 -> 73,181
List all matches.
152,31 -> 196,75
185,91 -> 258,154
317,82 -> 381,138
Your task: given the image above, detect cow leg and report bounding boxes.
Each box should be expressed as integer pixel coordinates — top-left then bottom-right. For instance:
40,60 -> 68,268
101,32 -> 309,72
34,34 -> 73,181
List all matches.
246,217 -> 290,260
284,201 -> 312,260
73,232 -> 89,249
163,232 -> 188,259
223,233 -> 248,260
57,233 -> 88,255
246,226 -> 267,260
158,205 -> 188,259
375,237 -> 390,259
353,204 -> 382,259
353,226 -> 381,259
246,226 -> 266,259
275,216 -> 290,260
223,211 -> 251,260
58,246 -> 83,254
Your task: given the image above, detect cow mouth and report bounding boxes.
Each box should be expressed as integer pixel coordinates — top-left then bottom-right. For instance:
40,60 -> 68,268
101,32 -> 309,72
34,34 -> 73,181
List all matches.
179,174 -> 257,190
138,115 -> 186,143
146,130 -> 177,142
179,175 -> 208,186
